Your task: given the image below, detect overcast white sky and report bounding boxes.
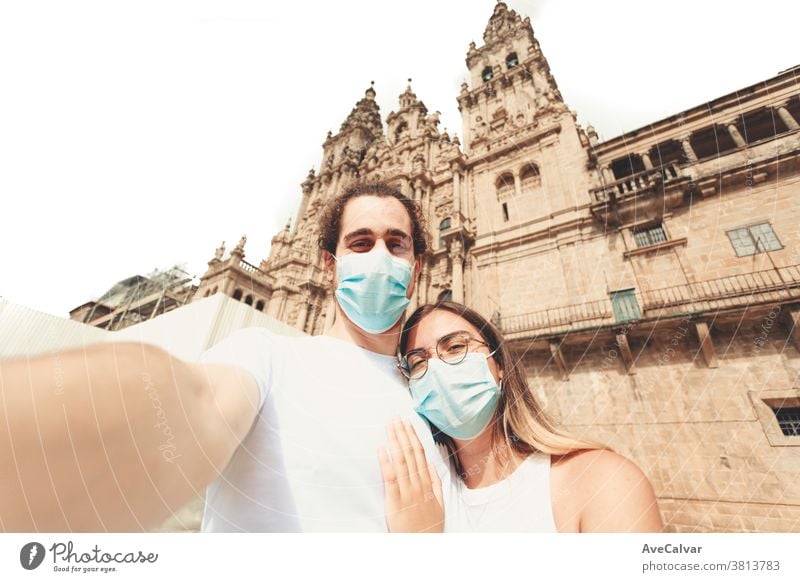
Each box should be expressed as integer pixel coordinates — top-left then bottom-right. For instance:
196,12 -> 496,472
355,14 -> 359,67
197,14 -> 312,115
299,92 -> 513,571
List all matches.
1,0 -> 798,318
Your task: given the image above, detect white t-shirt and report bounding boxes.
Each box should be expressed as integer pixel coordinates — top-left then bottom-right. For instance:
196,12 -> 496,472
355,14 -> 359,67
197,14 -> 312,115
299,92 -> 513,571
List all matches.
198,327 -> 450,532
446,453 -> 557,532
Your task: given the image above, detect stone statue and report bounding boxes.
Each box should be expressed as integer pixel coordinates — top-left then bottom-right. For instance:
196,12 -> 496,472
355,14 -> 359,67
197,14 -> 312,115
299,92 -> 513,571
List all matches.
235,235 -> 247,252
214,241 -> 226,260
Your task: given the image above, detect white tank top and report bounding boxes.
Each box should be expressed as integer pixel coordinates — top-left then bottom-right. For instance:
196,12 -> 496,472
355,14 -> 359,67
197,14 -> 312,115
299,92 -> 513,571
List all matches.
445,452 -> 558,532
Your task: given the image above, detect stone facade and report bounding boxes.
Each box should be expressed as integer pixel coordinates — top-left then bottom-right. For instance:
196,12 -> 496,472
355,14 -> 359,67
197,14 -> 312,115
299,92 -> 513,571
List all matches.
191,3 -> 800,531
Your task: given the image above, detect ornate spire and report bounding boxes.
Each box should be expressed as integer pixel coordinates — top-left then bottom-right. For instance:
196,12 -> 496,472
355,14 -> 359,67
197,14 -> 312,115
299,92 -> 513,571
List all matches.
398,78 -> 423,110
338,83 -> 383,138
482,2 -> 524,44
365,80 -> 376,100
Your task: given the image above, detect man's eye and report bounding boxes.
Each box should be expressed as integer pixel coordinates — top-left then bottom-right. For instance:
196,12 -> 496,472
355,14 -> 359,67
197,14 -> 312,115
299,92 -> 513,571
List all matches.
352,240 -> 371,249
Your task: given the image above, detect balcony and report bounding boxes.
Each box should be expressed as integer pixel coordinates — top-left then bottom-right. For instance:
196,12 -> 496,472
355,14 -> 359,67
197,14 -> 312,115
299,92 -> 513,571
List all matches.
498,264 -> 800,341
239,259 -> 266,276
590,162 -> 683,204
589,162 -> 688,227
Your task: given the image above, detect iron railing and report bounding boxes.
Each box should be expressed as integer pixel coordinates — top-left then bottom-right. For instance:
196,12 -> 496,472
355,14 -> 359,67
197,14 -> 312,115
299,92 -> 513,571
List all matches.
498,264 -> 800,338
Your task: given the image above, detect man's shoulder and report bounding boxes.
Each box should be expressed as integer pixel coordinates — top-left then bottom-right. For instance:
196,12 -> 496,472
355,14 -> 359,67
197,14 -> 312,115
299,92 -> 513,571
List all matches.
218,327 -> 305,346
201,327 -> 304,365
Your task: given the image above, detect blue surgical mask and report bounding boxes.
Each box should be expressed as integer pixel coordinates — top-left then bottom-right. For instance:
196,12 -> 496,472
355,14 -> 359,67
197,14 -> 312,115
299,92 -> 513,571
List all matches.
409,352 -> 501,440
333,246 -> 413,334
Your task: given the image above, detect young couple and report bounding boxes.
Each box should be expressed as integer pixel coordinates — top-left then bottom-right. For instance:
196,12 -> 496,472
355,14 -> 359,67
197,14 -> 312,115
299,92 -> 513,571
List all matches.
0,181 -> 662,533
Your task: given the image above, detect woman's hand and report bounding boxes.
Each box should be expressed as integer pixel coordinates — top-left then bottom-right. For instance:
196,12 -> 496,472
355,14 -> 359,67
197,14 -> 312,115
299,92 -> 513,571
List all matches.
379,418 -> 443,533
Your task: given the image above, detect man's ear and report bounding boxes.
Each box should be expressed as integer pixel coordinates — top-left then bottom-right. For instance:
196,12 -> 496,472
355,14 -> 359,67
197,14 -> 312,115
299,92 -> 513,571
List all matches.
323,250 -> 336,284
406,256 -> 423,299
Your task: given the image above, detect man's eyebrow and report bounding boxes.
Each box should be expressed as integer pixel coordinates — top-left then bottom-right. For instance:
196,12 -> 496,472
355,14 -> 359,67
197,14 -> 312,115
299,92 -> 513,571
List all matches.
342,228 -> 411,243
342,228 -> 374,243
386,228 -> 412,240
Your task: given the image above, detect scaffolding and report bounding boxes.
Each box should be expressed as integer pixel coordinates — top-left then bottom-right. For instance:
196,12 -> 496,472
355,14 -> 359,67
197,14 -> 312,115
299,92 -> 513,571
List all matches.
77,264 -> 197,331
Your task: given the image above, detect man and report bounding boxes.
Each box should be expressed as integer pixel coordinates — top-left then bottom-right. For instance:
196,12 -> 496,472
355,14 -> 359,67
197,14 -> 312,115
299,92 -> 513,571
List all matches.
0,181 -> 447,532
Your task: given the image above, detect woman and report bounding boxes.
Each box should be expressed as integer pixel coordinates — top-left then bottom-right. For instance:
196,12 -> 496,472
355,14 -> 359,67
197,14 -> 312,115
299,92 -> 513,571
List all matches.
379,301 -> 664,532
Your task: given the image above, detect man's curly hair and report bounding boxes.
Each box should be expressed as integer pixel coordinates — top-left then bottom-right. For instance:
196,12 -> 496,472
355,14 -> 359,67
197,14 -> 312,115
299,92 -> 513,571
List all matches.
317,181 -> 429,256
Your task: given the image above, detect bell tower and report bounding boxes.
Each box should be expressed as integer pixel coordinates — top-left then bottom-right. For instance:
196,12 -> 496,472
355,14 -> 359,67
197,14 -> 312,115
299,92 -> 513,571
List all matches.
458,1 -> 569,153
456,1 -> 593,236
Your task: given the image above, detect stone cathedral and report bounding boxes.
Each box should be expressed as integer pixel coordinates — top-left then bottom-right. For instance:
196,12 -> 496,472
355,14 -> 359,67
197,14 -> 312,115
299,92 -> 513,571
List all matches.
78,3 -> 800,532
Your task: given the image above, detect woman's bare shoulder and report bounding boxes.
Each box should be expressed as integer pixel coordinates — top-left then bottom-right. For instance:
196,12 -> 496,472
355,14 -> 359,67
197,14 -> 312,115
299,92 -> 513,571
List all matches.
550,449 -> 664,532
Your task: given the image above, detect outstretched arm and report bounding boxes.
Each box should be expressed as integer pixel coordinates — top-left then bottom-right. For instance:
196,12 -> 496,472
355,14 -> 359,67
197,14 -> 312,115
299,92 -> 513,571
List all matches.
0,341 -> 259,532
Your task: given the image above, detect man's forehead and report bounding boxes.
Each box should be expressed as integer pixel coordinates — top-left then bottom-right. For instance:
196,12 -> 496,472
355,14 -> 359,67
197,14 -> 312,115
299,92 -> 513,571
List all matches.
340,196 -> 412,236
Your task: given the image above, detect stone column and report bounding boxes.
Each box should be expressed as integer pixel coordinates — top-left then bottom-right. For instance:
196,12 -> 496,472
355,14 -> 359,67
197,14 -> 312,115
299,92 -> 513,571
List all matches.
776,105 -> 800,130
464,171 -> 474,222
419,271 -> 430,305
295,301 -> 309,332
425,185 -> 433,225
513,171 -> 522,197
450,239 -> 464,303
641,153 -> 653,170
680,137 -> 698,163
727,123 -> 746,148
267,288 -> 287,318
451,165 -> 462,223
400,176 -> 411,199
413,180 -> 423,204
601,167 -> 614,184
223,277 -> 236,297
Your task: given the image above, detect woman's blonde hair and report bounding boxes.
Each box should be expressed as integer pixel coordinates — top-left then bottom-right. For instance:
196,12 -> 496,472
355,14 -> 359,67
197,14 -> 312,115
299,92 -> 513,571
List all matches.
399,301 -> 603,478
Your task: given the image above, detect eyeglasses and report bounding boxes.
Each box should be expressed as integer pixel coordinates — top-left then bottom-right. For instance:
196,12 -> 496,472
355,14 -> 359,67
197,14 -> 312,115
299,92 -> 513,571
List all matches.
398,331 -> 497,380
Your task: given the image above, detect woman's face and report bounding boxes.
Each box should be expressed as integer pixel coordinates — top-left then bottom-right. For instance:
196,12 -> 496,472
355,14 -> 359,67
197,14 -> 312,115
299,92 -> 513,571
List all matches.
403,309 -> 503,384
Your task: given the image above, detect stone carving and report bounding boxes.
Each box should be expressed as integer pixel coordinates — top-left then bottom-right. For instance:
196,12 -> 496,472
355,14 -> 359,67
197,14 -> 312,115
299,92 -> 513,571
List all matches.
214,241 -> 225,260
234,235 -> 247,253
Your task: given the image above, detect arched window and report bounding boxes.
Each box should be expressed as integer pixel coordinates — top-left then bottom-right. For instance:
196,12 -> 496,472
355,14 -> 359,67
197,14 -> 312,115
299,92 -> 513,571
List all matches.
506,52 -> 518,69
439,217 -> 452,231
495,172 -> 515,200
520,164 -> 541,191
212,286 -> 218,294
245,294 -> 253,306
204,289 -> 210,297
232,289 -> 243,301
481,66 -> 493,83
255,300 -> 265,312
437,289 -> 453,303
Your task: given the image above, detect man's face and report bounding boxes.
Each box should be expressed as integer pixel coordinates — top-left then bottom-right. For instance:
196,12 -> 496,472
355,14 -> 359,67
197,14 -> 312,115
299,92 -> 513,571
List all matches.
324,195 -> 420,298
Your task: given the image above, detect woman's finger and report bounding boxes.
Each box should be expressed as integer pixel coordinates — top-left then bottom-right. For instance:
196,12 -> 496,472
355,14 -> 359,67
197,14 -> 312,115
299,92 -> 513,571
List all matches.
428,462 -> 443,508
387,420 -> 410,496
403,419 -> 432,489
378,447 -> 399,498
392,418 -> 421,487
